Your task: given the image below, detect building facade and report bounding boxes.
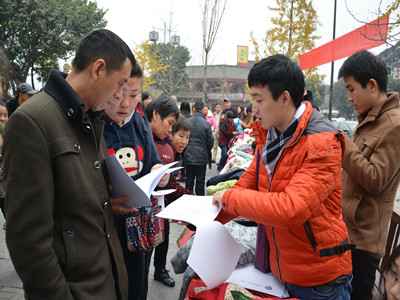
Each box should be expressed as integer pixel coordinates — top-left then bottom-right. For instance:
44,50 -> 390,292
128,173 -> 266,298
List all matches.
378,42 -> 400,79
178,62 -> 255,109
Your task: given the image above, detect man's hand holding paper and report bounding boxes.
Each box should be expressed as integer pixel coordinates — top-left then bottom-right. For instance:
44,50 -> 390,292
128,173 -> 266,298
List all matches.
108,185 -> 137,215
212,189 -> 227,209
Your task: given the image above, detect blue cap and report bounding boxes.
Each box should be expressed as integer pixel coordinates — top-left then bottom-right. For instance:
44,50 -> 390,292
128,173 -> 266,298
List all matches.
224,98 -> 231,102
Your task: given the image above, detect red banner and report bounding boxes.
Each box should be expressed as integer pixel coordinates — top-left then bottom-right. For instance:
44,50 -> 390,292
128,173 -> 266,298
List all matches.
299,15 -> 389,70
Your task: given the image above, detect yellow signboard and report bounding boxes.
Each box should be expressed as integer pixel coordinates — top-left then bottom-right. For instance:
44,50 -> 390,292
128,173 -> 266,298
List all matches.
237,46 -> 248,66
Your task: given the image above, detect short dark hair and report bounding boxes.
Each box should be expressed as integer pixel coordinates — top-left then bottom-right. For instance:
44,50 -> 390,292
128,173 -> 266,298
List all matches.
141,91 -> 151,101
193,100 -> 204,112
72,29 -> 136,75
180,101 -> 191,112
130,61 -> 143,78
248,54 -> 305,108
172,116 -> 192,135
146,95 -> 180,122
338,50 -> 388,93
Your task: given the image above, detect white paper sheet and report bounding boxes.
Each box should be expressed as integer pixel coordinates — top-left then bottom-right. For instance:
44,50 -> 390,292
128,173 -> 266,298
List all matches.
187,221 -> 242,290
155,195 -> 221,226
226,264 -> 289,298
105,154 -> 178,207
152,189 -> 176,209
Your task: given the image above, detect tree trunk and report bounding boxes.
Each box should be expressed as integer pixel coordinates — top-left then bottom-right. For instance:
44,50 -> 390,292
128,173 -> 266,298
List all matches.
288,0 -> 294,56
203,51 -> 208,104
31,66 -> 35,89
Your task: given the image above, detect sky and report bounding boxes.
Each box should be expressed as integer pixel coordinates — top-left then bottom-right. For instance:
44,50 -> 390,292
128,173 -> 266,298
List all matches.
94,0 -> 395,84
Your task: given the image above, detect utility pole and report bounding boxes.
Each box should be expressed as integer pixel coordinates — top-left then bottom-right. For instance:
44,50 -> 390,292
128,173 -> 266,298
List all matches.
328,0 -> 337,121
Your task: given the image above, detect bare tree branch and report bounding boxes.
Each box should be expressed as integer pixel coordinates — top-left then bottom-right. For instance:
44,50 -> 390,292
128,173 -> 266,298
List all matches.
345,0 -> 400,46
201,0 -> 227,103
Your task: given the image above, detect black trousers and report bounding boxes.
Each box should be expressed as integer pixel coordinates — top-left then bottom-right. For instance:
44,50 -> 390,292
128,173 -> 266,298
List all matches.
0,198 -> 4,219
144,220 -> 171,296
153,219 -> 170,270
351,249 -> 380,300
185,164 -> 207,196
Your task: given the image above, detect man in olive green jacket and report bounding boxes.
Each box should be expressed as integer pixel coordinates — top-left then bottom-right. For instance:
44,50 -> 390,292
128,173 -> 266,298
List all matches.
339,50 -> 400,300
3,29 -> 134,300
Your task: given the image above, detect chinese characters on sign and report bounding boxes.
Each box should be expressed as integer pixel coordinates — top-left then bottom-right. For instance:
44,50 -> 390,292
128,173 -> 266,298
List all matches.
237,46 -> 249,67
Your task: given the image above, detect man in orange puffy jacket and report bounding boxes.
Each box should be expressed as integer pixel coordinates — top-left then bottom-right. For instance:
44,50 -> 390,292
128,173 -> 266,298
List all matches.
213,55 -> 353,300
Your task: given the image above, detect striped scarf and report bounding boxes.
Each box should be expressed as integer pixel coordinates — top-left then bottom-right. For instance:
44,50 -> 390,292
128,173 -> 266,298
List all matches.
262,103 -> 306,175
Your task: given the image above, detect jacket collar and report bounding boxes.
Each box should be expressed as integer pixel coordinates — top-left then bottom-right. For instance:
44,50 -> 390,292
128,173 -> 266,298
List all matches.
44,69 -> 103,123
193,111 -> 205,119
357,92 -> 400,126
252,101 -> 313,147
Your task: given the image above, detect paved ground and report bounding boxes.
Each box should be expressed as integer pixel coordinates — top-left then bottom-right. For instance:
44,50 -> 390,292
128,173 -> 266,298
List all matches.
0,158 -> 220,300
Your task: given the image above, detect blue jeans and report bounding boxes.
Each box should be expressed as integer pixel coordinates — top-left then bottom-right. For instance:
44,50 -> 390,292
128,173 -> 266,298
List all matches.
217,144 -> 228,170
285,274 -> 353,300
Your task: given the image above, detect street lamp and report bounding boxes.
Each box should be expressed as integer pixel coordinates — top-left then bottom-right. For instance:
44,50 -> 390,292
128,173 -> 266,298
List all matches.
148,27 -> 180,45
149,30 -> 159,42
171,35 -> 180,45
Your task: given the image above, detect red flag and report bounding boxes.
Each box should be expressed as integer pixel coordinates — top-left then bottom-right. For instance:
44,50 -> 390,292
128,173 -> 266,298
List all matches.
299,15 -> 389,70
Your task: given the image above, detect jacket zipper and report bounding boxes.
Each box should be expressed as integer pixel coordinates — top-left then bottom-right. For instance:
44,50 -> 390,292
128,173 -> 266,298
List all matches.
268,167 -> 283,282
304,221 -> 317,252
267,128 -> 304,283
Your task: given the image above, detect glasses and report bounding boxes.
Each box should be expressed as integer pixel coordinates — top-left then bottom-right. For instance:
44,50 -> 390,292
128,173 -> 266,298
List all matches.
385,268 -> 400,287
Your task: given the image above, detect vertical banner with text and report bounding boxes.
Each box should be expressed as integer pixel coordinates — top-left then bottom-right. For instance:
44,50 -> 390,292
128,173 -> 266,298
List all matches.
237,46 -> 249,67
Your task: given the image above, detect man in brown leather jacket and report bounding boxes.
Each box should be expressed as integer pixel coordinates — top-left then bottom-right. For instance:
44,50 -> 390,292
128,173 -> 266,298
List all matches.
339,50 -> 400,300
3,29 -> 134,300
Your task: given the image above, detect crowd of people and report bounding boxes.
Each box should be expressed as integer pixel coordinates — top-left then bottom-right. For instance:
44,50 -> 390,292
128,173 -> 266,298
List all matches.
1,28 -> 400,300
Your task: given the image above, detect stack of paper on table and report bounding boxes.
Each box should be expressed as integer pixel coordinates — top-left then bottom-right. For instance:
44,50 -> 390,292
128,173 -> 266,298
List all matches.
226,264 -> 289,298
158,195 -> 288,297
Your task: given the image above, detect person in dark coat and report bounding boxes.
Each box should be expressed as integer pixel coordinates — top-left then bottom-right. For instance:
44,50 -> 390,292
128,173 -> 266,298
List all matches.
183,100 -> 214,195
3,29 -> 134,300
6,83 -> 39,117
221,98 -> 238,118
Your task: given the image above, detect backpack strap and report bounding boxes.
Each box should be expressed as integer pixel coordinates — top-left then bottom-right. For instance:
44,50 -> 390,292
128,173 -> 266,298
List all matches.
320,238 -> 356,257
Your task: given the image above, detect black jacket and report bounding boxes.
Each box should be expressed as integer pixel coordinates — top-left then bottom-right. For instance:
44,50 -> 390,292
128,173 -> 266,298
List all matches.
6,96 -> 19,117
304,91 -> 320,111
184,111 -> 214,165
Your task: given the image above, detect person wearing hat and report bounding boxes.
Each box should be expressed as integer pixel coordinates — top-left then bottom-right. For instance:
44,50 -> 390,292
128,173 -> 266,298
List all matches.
221,98 -> 238,119
6,83 -> 39,117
